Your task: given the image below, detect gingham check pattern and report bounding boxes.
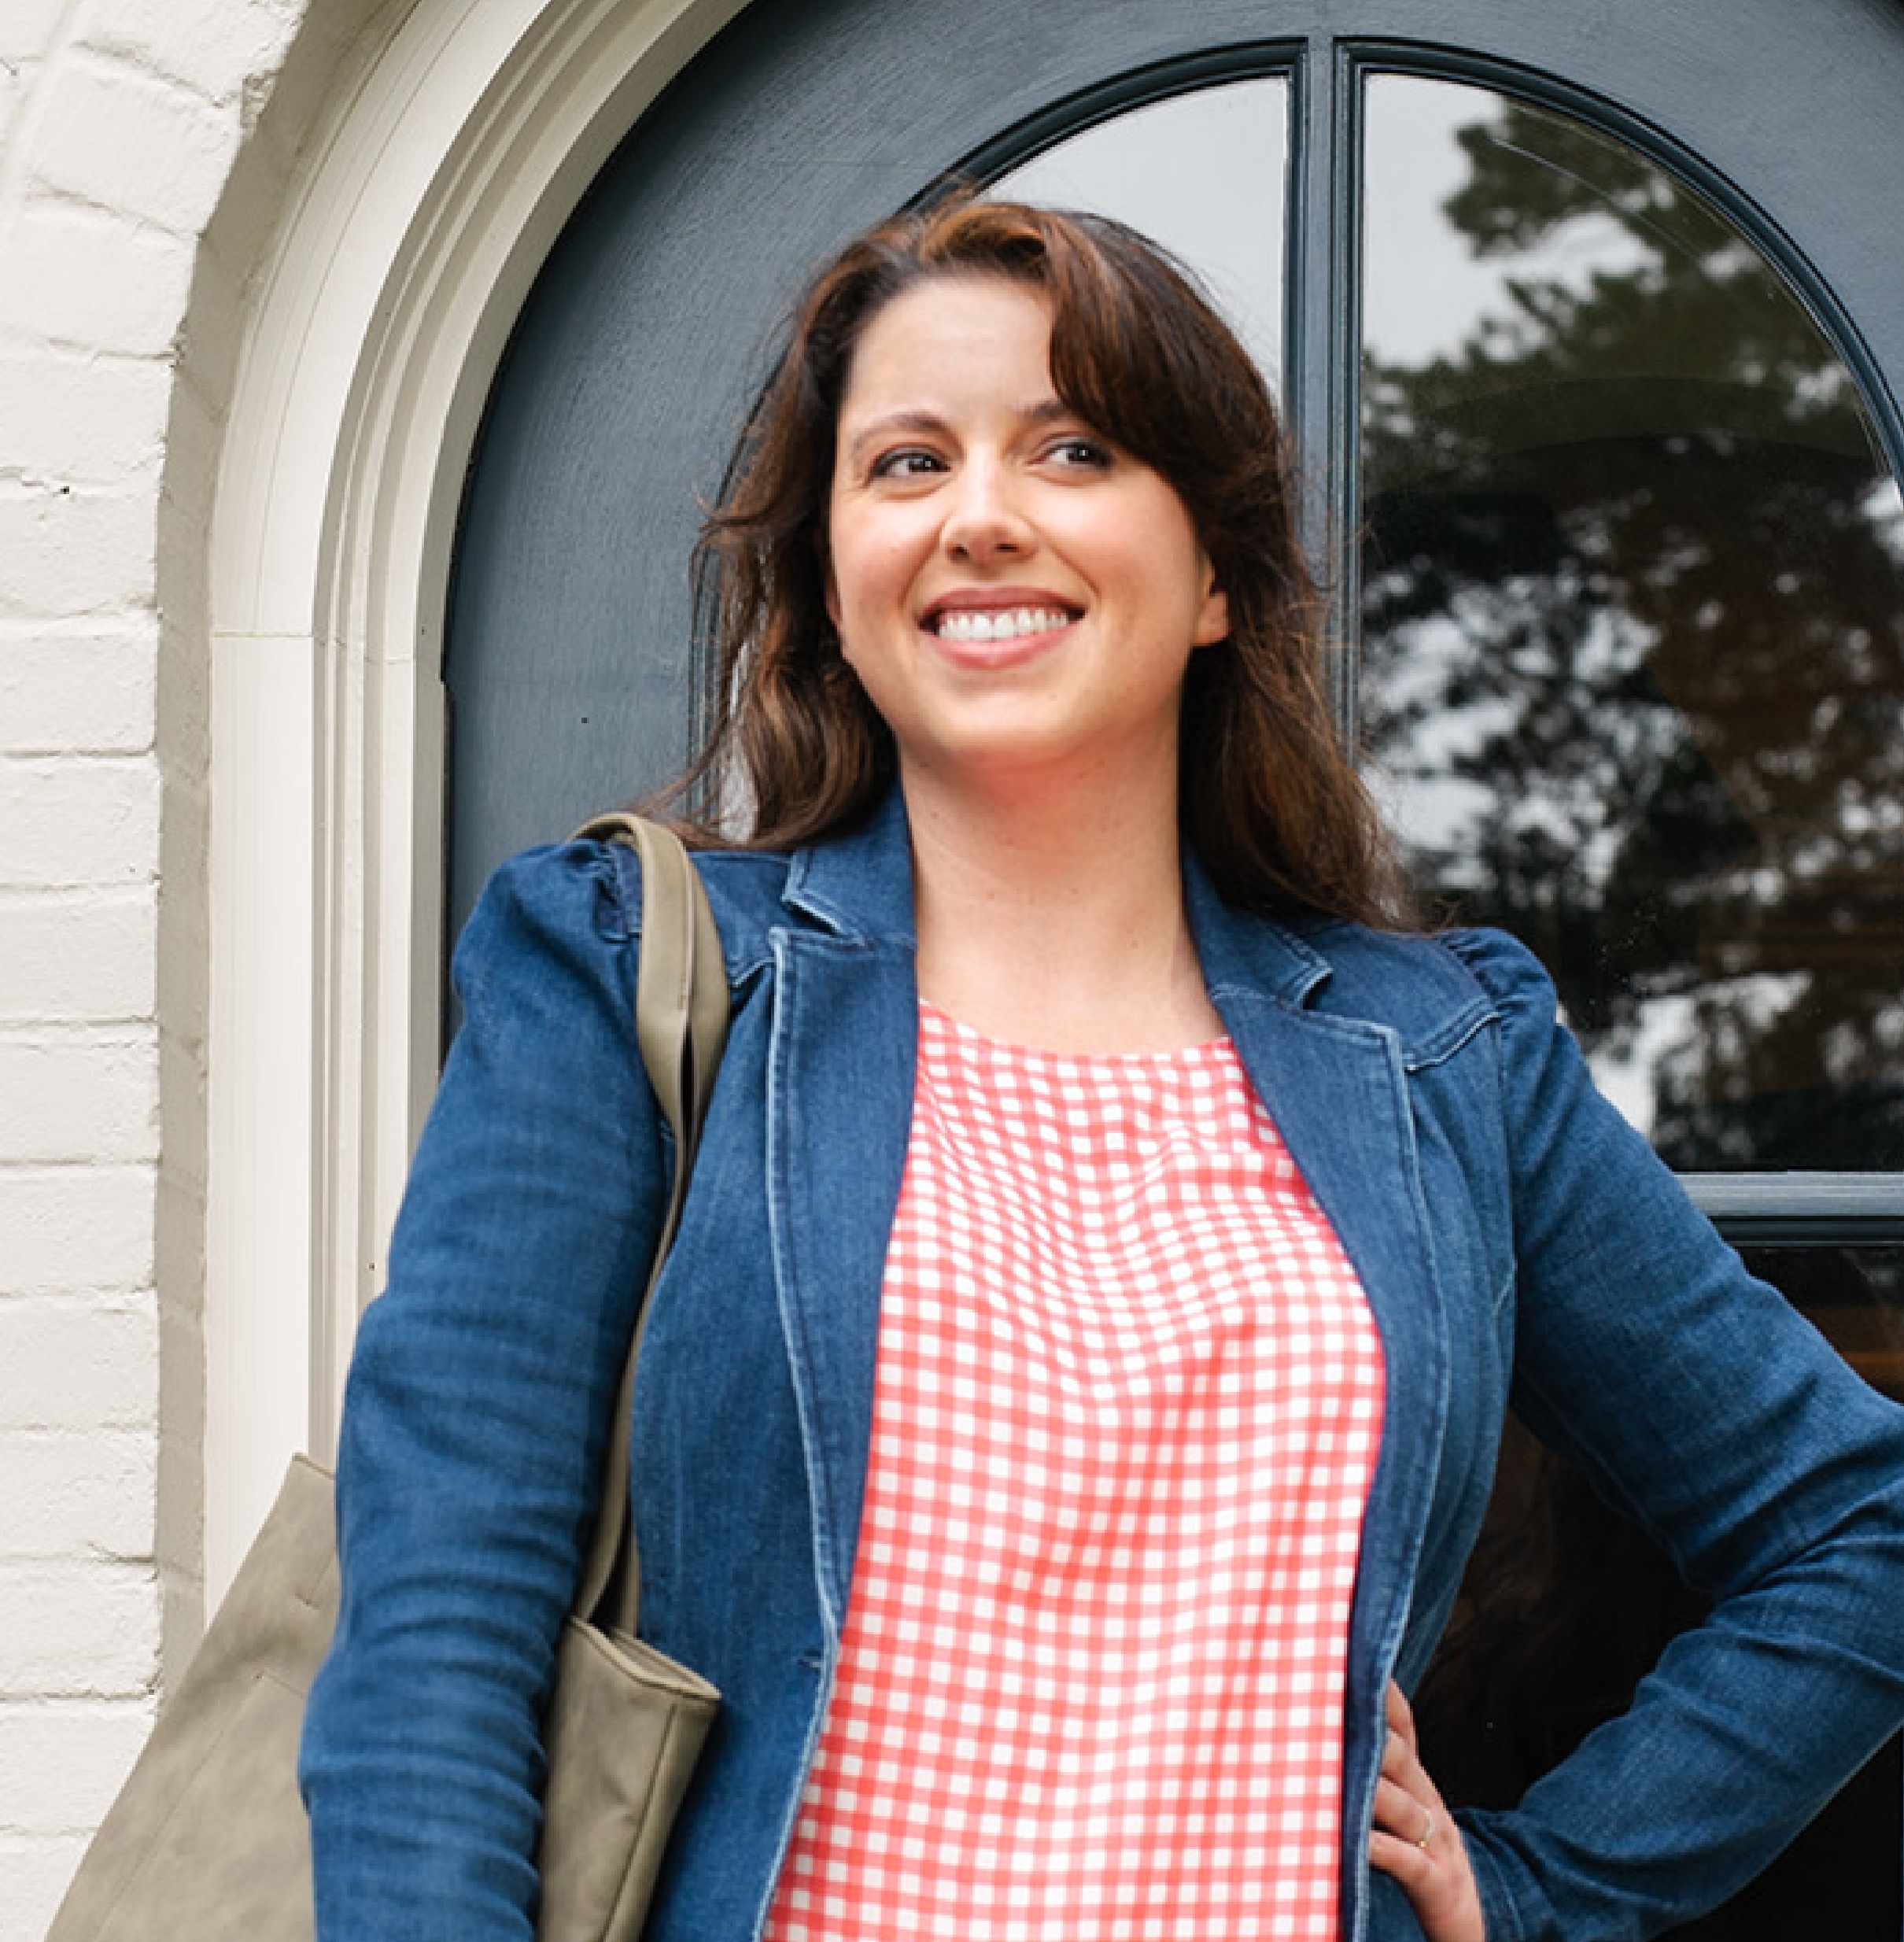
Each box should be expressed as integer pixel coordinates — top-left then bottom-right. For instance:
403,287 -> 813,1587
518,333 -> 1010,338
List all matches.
766,1006 -> 1385,1941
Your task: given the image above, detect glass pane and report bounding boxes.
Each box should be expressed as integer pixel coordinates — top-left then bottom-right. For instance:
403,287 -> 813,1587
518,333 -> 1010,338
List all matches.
1417,1246 -> 1904,1940
994,78 -> 1286,383
1359,76 -> 1904,1172
1740,1241 -> 1904,1401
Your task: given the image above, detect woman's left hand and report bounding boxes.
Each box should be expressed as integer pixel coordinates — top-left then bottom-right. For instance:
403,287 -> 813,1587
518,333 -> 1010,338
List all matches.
1368,1681 -> 1486,1942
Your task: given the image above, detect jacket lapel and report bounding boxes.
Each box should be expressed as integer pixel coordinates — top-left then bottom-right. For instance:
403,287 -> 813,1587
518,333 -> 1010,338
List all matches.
1188,870 -> 1451,1686
765,798 -> 921,1634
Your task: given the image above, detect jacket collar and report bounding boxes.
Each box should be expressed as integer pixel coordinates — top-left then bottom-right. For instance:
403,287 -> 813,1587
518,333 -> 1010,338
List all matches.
779,784 -> 1337,1013
780,789 -> 920,946
1182,850 -> 1334,1012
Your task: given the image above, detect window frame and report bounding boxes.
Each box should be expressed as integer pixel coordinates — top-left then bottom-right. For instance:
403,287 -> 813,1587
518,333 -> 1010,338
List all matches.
961,39 -> 1904,1246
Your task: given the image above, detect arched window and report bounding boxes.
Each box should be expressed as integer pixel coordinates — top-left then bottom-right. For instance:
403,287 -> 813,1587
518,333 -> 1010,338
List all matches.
991,72 -> 1904,1923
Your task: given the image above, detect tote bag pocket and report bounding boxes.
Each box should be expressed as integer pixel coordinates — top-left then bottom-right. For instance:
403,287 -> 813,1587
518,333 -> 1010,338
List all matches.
536,1615 -> 719,1940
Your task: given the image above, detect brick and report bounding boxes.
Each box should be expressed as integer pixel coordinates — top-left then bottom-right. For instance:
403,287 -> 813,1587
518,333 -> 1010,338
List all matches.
0,0 -> 71,65
0,1564 -> 160,1700
0,1431 -> 157,1558
0,1298 -> 158,1430
0,626 -> 157,757
0,1693 -> 158,1825
0,1165 -> 155,1294
83,0 -> 309,108
0,888 -> 158,1020
33,56 -> 241,238
0,1030 -> 158,1165
0,482 -> 158,622
4,1831 -> 97,1942
0,202 -> 194,357
0,353 -> 170,486
0,756 -> 161,888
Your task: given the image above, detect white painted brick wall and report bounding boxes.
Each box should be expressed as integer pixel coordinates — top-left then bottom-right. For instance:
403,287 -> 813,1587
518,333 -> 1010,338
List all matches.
1,627 -> 161,756
0,1296 -> 160,1427
0,2 -> 312,1933
31,54 -> 249,237
0,1169 -> 155,1299
0,889 -> 159,1021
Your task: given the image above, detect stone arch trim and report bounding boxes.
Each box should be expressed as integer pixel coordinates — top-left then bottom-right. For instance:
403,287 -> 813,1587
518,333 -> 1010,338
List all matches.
197,0 -> 747,1597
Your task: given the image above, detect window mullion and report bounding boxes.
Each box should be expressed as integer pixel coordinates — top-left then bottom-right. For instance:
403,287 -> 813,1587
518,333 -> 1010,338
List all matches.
1285,34 -> 1364,744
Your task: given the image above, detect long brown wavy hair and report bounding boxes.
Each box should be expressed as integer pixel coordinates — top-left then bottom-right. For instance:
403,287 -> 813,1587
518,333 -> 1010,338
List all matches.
670,192 -> 1408,926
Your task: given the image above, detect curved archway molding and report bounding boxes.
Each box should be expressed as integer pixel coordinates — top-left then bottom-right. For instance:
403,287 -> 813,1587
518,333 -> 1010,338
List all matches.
201,0 -> 747,1599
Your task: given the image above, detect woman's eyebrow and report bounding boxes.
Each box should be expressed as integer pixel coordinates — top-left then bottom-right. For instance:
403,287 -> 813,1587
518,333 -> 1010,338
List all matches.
839,396 -> 1083,466
836,408 -> 946,471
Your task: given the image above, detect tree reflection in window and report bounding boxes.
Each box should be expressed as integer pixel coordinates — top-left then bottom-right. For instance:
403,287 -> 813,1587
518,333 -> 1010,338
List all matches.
1359,77 -> 1904,1172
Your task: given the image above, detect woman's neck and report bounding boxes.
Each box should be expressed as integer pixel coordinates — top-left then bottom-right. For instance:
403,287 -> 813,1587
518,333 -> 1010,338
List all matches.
902,766 -> 1223,1054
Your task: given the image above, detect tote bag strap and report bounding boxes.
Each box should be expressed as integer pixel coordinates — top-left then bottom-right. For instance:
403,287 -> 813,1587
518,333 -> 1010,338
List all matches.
569,812 -> 730,1637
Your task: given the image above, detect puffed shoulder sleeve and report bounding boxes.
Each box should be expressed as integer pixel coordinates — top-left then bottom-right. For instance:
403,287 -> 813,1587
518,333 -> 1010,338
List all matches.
1441,926 -> 1904,1940
301,840 -> 667,1940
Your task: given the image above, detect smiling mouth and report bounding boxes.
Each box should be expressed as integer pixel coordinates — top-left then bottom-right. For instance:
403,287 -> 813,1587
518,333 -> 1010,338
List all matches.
929,605 -> 1075,644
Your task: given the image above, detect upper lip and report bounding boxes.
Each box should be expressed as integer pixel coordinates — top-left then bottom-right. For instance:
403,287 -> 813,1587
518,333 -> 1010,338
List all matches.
918,588 -> 1080,630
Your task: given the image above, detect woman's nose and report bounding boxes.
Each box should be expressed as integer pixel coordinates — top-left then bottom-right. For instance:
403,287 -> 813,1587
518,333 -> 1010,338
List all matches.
940,460 -> 1032,560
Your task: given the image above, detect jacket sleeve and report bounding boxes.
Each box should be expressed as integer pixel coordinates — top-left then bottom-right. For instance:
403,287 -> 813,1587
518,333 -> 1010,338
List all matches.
1442,927 -> 1904,1942
301,840 -> 666,1940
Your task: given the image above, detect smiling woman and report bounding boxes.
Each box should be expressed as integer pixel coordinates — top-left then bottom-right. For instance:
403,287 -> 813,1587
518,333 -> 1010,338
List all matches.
825,274 -> 1231,1050
300,192 -> 1904,1942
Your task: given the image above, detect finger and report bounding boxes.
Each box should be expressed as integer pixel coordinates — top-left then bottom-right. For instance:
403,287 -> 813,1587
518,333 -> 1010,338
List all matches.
1386,1678 -> 1419,1752
1369,1819 -> 1439,1900
1371,1801 -> 1485,1942
1371,1774 -> 1435,1844
1370,1685 -> 1487,1942
1369,1780 -> 1449,1899
1369,1826 -> 1436,1887
1380,1720 -> 1434,1800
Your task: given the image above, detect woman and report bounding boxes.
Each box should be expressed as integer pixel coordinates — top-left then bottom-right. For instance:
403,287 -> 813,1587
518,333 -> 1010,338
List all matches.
301,198 -> 1904,1940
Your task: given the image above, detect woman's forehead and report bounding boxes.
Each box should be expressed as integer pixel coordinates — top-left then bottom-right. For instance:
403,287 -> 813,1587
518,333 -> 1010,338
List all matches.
835,275 -> 1059,419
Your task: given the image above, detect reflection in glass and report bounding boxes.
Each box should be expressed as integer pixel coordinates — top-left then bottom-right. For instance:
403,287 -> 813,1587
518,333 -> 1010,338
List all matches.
994,79 -> 1286,382
1742,1242 -> 1904,1400
1416,1246 -> 1904,1939
1358,76 -> 1904,1171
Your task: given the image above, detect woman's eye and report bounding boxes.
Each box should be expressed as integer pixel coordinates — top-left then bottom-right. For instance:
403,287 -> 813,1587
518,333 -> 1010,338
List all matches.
1047,437 -> 1113,470
870,448 -> 944,479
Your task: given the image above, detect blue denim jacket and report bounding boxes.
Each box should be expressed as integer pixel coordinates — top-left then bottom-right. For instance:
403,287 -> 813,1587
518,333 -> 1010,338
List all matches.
302,790 -> 1904,1941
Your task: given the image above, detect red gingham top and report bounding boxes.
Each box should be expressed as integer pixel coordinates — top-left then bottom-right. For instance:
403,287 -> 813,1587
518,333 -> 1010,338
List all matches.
764,1004 -> 1385,1941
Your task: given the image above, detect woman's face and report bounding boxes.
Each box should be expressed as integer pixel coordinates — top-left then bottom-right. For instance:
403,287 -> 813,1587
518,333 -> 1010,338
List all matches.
825,274 -> 1227,801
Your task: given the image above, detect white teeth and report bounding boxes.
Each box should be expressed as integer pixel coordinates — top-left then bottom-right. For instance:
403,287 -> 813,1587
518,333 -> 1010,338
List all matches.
933,606 -> 1071,643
